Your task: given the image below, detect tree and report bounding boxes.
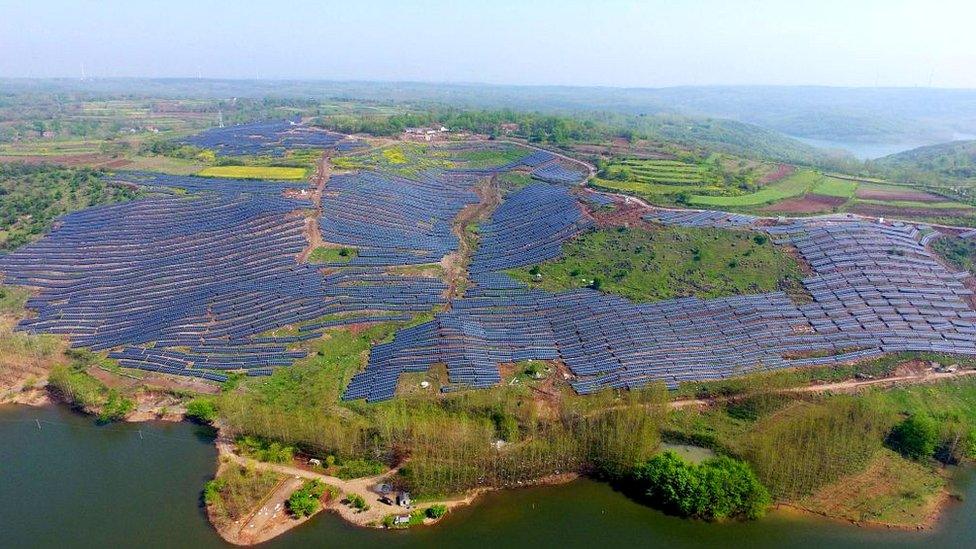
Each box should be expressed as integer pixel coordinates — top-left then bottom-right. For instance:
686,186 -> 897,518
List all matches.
631,451 -> 771,521
889,414 -> 938,460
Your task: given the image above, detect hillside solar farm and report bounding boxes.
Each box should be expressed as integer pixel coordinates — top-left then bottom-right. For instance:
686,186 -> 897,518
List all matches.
1,120 -> 974,405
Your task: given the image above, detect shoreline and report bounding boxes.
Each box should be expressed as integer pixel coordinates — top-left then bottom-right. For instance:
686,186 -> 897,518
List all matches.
774,487 -> 956,533
1,386 -> 966,546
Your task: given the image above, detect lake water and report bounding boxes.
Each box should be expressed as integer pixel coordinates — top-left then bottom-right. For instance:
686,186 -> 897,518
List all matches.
791,133 -> 976,161
4,404 -> 976,548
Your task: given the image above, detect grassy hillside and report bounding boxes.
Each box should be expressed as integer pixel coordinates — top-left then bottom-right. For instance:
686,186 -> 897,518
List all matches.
508,226 -> 803,303
872,140 -> 976,197
0,164 -> 139,251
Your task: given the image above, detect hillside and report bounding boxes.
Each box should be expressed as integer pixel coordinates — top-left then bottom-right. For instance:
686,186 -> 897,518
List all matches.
874,140 -> 976,179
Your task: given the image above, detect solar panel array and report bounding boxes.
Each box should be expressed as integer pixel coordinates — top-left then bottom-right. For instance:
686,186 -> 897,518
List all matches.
644,209 -> 758,228
530,162 -> 587,185
0,173 -> 451,382
447,149 -> 556,176
182,120 -> 359,156
468,183 -> 594,276
319,170 -> 479,266
344,200 -> 976,401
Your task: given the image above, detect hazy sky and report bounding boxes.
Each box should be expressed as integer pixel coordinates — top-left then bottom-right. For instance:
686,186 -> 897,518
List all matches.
1,0 -> 974,88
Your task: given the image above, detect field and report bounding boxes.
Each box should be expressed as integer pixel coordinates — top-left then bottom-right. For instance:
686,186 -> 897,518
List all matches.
508,226 -> 803,303
602,158 -> 708,185
810,176 -> 857,198
198,166 -> 308,180
688,170 -> 819,207
590,154 -> 794,207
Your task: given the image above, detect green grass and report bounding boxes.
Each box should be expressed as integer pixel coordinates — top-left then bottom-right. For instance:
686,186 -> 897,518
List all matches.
689,171 -> 820,207
590,178 -> 724,197
441,146 -> 526,169
197,166 -> 308,180
811,176 -> 857,198
508,226 -> 803,303
308,246 -> 358,264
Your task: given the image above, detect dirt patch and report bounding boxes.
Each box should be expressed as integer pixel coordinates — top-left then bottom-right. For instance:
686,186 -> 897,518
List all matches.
856,188 -> 947,202
591,199 -> 655,230
761,194 -> 847,214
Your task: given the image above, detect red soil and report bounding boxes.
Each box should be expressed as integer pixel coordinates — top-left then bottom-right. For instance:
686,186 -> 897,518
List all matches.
761,194 -> 847,214
855,188 -> 946,202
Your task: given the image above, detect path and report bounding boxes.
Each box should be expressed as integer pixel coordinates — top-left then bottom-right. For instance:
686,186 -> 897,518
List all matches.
217,438 -> 422,527
666,367 -> 976,411
235,476 -> 305,544
297,151 -> 332,262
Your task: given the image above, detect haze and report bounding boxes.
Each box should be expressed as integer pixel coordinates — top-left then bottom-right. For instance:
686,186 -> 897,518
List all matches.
1,0 -> 975,87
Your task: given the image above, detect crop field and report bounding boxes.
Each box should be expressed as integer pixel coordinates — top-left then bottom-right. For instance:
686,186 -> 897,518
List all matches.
603,158 -> 708,184
810,176 -> 858,198
689,170 -> 819,207
197,166 -> 308,180
508,226 -> 803,302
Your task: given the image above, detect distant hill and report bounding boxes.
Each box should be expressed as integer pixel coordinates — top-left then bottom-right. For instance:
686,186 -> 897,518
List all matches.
873,140 -> 976,181
3,80 -> 974,146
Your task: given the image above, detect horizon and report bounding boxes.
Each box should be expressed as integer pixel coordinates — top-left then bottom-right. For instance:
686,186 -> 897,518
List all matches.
2,0 -> 974,88
3,76 -> 975,93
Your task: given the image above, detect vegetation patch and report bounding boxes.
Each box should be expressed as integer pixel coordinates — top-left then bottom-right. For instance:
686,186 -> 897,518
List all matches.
932,235 -> 976,274
205,465 -> 283,530
197,166 -> 307,180
630,451 -> 771,520
798,449 -> 944,525
47,349 -> 134,422
689,170 -> 820,207
308,246 -> 357,264
509,226 -> 803,303
287,479 -> 335,518
0,164 -> 139,251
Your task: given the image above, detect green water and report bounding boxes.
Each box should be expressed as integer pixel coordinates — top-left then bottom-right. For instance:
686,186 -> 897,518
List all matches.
3,404 -> 976,548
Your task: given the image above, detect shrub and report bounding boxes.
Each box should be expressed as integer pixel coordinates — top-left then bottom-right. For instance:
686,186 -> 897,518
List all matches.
632,451 -> 771,521
889,414 -> 938,461
425,504 -> 448,519
237,435 -> 295,464
185,398 -> 218,424
203,479 -> 225,505
287,480 -> 326,518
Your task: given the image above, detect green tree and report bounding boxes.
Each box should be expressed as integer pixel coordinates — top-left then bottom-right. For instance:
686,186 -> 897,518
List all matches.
889,414 -> 938,460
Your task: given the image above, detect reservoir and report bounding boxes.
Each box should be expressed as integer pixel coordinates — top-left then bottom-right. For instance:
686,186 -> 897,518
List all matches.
3,404 -> 976,548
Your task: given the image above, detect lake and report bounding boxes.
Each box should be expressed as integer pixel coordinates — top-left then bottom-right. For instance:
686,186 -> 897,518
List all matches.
4,404 -> 976,548
790,133 -> 976,161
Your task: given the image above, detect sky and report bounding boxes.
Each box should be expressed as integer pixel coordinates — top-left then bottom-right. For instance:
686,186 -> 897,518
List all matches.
1,0 -> 974,88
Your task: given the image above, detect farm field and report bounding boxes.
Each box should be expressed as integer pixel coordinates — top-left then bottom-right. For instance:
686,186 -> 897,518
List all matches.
197,165 -> 308,180
689,170 -> 820,207
508,226 -> 803,303
590,154 -> 793,207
